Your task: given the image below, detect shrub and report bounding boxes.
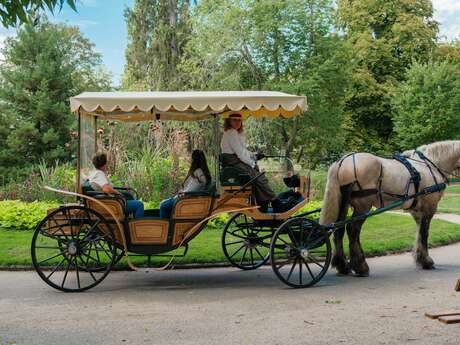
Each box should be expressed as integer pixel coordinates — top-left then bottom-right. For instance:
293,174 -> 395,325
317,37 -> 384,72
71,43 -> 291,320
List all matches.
0,161 -> 75,203
0,200 -> 58,231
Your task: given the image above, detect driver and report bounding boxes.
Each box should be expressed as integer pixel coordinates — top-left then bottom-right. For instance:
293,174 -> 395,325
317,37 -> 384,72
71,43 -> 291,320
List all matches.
220,113 -> 277,211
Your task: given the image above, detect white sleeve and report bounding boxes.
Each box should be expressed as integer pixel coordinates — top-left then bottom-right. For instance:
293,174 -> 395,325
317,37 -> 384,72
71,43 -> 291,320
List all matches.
194,168 -> 207,186
90,171 -> 111,189
227,130 -> 256,168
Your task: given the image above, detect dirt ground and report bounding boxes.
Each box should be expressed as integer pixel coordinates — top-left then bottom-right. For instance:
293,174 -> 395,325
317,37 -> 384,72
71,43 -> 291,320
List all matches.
1,241 -> 459,345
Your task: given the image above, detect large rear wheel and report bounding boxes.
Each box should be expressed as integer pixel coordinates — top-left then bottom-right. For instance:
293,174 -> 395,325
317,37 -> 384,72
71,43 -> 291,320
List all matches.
31,205 -> 117,292
222,213 -> 272,270
270,218 -> 331,288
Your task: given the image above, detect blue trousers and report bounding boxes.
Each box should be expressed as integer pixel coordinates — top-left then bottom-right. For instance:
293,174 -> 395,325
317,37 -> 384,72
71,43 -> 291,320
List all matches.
160,197 -> 176,218
126,200 -> 144,218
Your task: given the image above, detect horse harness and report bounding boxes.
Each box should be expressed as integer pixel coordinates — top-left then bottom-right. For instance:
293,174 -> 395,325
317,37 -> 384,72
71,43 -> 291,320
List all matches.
338,151 -> 448,210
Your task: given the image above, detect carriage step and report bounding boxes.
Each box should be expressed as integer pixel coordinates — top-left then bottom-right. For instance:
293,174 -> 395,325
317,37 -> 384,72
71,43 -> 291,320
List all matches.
425,311 -> 460,324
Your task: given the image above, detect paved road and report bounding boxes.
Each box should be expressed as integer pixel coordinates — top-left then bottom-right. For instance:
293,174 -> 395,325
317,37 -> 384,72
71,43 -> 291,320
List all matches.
1,243 -> 460,345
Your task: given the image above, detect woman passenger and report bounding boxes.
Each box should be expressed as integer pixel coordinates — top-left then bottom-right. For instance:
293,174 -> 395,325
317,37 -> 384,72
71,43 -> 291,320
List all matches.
220,113 -> 276,211
159,149 -> 211,218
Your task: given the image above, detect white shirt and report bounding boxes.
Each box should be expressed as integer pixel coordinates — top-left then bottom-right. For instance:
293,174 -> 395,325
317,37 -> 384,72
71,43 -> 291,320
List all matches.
221,129 -> 256,168
181,168 -> 207,192
87,169 -> 112,190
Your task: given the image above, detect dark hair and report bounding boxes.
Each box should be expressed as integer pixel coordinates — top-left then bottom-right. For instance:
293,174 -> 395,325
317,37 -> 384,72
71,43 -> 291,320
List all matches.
184,150 -> 211,186
223,116 -> 243,133
92,152 -> 107,169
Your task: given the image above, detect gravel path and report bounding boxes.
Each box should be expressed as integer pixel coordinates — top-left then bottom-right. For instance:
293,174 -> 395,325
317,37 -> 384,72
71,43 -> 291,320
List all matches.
1,242 -> 459,345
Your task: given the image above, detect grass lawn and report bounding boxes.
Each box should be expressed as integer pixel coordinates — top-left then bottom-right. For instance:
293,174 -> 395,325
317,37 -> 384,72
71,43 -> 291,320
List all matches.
437,185 -> 460,215
1,213 -> 460,267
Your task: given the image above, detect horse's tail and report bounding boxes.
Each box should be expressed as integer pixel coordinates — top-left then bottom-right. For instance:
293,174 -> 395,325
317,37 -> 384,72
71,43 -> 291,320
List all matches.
320,162 -> 349,225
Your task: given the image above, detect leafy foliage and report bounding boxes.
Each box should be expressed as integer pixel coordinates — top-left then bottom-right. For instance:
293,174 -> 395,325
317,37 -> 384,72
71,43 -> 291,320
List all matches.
0,18 -> 111,182
0,0 -> 76,28
337,0 -> 439,152
0,200 -> 58,231
393,61 -> 460,149
122,0 -> 192,91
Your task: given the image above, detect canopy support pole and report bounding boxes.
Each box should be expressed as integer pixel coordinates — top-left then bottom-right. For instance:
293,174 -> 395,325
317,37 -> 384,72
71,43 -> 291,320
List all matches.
213,114 -> 220,190
76,110 -> 81,195
94,116 -> 98,153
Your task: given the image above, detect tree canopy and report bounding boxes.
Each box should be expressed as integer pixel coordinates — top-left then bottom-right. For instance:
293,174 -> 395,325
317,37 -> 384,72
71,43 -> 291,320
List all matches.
0,18 -> 111,180
0,0 -> 76,28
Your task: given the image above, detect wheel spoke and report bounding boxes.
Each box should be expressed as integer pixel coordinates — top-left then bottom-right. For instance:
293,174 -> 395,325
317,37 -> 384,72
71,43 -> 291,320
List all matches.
77,256 -> 97,282
302,258 -> 316,280
75,257 -> 81,289
307,255 -> 324,269
61,257 -> 72,288
225,240 -> 245,246
229,244 -> 245,259
239,246 -> 249,266
286,257 -> 297,282
253,246 -> 266,261
249,248 -> 254,267
37,250 -> 67,265
46,257 -> 67,279
299,256 -> 303,285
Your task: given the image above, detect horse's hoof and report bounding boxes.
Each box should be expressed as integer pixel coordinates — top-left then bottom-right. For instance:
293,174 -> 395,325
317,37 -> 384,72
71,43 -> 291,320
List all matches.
417,256 -> 435,270
336,271 -> 350,276
353,271 -> 370,277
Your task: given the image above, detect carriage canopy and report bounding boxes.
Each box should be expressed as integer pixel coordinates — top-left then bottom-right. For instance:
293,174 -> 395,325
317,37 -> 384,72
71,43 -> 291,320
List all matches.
70,91 -> 307,121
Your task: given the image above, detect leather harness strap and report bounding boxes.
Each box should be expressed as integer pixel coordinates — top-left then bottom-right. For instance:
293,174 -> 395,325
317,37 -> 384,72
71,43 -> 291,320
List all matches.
393,154 -> 421,209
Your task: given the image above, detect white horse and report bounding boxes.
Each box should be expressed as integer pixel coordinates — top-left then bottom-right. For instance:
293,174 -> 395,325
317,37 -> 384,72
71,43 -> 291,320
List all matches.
320,140 -> 460,276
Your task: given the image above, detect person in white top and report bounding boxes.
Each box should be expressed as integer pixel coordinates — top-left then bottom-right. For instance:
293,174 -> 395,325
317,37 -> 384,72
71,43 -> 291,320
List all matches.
159,149 -> 211,218
220,113 -> 276,211
87,153 -> 144,218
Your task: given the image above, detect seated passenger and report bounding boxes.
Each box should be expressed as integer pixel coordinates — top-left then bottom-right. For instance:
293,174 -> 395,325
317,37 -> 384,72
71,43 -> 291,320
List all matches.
220,113 -> 276,212
88,152 -> 144,218
159,149 -> 211,218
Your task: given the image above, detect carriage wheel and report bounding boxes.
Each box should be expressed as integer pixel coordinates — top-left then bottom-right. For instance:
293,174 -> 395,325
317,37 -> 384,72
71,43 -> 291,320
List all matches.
31,205 -> 116,292
270,218 -> 331,288
222,213 -> 271,270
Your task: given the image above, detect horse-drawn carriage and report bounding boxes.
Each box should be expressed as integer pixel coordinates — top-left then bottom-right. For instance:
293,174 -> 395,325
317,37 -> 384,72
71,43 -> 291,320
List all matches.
32,91 -> 333,292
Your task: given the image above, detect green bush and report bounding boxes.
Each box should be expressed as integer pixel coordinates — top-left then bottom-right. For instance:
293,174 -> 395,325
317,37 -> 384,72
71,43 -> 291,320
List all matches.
0,200 -> 58,231
0,161 -> 76,203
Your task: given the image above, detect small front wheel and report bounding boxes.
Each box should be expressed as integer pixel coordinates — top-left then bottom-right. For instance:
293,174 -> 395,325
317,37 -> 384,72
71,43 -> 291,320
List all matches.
222,213 -> 272,270
270,218 -> 331,288
31,205 -> 117,292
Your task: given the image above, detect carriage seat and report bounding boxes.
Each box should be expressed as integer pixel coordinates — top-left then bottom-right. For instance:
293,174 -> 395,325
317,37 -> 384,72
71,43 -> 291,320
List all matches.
81,181 -> 127,221
220,166 -> 251,187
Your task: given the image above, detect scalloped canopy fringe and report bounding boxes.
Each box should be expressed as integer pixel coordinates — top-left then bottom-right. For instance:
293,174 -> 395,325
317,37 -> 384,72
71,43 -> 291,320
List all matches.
70,91 -> 307,121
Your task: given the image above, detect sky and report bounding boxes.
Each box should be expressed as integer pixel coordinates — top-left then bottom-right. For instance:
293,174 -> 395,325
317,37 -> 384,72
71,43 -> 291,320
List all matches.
0,0 -> 459,87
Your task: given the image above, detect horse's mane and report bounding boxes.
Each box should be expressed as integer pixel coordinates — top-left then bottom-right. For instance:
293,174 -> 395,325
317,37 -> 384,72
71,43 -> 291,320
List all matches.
417,140 -> 460,161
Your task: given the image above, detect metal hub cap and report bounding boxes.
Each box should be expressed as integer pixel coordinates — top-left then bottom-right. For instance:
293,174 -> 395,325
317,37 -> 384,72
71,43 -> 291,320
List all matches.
300,248 -> 309,259
68,242 -> 78,256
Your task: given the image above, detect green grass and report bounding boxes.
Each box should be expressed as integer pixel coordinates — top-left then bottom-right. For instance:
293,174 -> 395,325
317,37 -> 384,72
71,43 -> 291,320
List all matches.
2,213 -> 460,267
437,185 -> 460,215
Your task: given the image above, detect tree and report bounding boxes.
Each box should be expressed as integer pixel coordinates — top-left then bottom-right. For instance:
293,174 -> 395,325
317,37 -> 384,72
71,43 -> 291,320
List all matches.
181,0 -> 349,164
0,18 -> 111,181
122,0 -> 191,91
0,0 -> 76,28
337,0 -> 438,152
392,61 -> 460,149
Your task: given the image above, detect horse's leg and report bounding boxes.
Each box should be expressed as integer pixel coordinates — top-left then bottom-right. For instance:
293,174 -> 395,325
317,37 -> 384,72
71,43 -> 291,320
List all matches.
332,226 -> 350,275
347,205 -> 371,277
331,184 -> 353,275
413,212 -> 435,269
